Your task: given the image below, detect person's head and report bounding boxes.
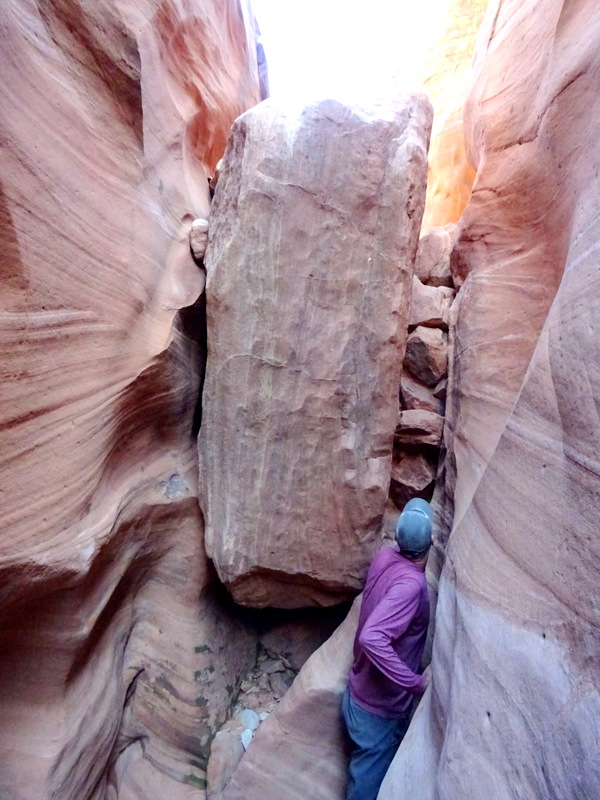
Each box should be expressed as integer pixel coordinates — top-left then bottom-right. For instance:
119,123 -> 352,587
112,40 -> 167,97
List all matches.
395,498 -> 433,562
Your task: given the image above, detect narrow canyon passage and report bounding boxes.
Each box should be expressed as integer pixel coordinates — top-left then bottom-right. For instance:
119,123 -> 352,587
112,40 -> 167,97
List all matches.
0,1 -> 599,799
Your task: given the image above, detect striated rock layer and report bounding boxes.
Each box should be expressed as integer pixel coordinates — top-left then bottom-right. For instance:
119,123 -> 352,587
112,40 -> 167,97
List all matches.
199,96 -> 432,608
386,1 -> 600,797
0,1 -> 261,798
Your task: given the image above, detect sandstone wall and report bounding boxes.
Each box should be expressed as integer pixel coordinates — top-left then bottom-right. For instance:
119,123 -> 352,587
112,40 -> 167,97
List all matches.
407,0 -> 489,230
198,96 -> 432,609
382,1 -> 600,797
0,2 -> 261,798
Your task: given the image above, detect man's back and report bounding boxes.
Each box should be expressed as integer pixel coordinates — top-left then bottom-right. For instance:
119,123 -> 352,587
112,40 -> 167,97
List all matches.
348,545 -> 429,718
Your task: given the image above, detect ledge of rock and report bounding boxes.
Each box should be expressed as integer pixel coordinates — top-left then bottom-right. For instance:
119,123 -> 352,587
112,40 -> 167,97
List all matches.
199,96 -> 433,608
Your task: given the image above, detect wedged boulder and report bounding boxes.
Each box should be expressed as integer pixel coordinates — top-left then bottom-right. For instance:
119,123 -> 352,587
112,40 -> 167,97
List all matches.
414,223 -> 457,287
395,409 -> 444,447
389,452 -> 437,509
211,599 -> 361,800
199,96 -> 433,608
400,372 -> 443,415
403,326 -> 448,387
190,218 -> 210,262
409,275 -> 454,330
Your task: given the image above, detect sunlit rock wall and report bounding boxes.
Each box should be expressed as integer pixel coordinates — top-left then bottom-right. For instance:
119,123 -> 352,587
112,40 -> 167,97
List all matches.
198,96 -> 432,609
419,0 -> 488,230
382,1 -> 600,797
0,2 -> 261,798
392,0 -> 488,231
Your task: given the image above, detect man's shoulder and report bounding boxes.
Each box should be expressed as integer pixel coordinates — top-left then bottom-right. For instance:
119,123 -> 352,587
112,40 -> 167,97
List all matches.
368,547 -> 425,587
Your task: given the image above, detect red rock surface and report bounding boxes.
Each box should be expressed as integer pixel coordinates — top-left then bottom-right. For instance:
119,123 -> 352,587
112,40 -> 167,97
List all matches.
199,96 -> 432,609
384,0 -> 600,797
0,1 -> 261,797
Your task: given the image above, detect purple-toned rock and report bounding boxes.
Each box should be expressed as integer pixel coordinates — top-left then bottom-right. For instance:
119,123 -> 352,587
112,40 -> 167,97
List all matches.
190,218 -> 210,261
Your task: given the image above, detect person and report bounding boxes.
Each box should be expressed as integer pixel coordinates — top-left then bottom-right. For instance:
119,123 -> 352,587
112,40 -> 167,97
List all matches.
341,497 -> 433,800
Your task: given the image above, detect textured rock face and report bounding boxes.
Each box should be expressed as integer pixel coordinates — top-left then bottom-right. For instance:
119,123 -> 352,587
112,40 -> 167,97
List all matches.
0,1 -> 261,798
387,0 -> 600,797
199,96 -> 433,608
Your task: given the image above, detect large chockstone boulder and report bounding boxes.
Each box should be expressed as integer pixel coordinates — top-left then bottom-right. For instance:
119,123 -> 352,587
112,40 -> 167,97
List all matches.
385,0 -> 600,797
0,2 -> 261,798
199,96 -> 433,608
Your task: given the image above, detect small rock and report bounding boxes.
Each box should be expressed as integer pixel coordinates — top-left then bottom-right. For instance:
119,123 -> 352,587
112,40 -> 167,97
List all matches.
238,708 -> 260,731
409,275 -> 454,330
404,326 -> 448,387
395,409 -> 444,447
400,371 -> 443,414
262,658 -> 285,674
241,729 -> 253,750
414,223 -> 457,287
256,672 -> 271,692
269,670 -> 293,700
190,217 -> 209,261
259,711 -> 269,721
389,452 -> 437,509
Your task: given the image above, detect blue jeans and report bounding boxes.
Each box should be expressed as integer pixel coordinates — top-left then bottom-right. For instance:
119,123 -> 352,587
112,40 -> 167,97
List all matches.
341,688 -> 410,800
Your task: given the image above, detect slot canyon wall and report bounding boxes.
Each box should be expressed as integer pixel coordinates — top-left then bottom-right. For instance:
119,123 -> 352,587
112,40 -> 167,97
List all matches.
0,1 -> 264,798
381,0 -> 600,797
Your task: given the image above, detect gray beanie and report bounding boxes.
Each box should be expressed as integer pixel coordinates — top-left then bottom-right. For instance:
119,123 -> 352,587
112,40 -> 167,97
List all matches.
395,498 -> 433,558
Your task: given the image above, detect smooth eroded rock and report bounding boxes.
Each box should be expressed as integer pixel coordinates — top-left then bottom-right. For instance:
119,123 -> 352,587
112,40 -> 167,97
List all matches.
199,96 -> 432,608
0,1 -> 262,797
393,0 -> 600,797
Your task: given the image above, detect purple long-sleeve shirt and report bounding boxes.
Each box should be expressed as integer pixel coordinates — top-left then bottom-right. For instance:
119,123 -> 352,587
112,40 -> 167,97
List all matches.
348,545 -> 430,718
